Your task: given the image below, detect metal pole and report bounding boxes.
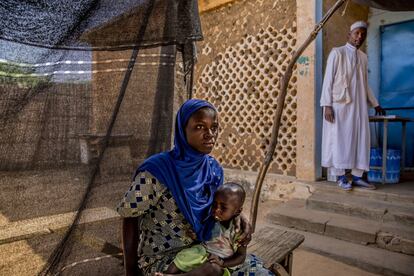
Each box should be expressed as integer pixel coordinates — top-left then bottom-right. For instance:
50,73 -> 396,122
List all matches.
401,121 -> 406,172
382,120 -> 388,184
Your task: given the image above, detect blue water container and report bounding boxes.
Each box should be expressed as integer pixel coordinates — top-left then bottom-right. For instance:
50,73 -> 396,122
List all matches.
368,148 -> 401,183
368,148 -> 382,183
386,149 -> 401,184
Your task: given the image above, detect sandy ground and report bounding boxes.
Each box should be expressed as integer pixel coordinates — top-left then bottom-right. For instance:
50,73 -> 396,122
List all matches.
292,249 -> 378,276
0,168 -> 379,276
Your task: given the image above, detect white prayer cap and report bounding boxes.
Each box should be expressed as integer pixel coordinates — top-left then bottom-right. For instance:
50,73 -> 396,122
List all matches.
350,21 -> 368,32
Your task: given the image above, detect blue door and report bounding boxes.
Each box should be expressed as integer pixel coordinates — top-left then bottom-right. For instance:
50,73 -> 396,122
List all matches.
380,20 -> 414,167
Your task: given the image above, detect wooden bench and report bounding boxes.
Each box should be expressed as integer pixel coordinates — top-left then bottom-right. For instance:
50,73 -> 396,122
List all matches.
78,133 -> 134,175
49,224 -> 304,275
78,133 -> 133,164
248,226 -> 305,276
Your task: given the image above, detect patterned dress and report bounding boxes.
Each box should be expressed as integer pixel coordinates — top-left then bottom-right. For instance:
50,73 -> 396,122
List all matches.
117,171 -> 274,275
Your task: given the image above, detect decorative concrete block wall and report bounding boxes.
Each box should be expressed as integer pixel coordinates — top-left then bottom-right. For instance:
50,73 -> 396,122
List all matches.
195,0 -> 297,176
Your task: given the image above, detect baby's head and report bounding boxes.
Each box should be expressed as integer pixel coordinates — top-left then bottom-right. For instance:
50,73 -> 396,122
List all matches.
212,182 -> 246,222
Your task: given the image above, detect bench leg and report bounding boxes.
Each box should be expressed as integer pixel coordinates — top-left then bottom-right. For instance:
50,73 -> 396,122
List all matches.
270,263 -> 289,276
270,252 -> 293,276
284,252 -> 293,275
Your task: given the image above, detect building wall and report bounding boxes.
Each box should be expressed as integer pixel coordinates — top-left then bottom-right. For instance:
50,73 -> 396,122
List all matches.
322,0 -> 369,66
195,0 -> 298,176
295,0 -> 319,181
367,8 -> 414,99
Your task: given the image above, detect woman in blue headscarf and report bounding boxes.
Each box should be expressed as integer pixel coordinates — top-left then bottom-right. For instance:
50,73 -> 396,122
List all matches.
117,99 -> 273,276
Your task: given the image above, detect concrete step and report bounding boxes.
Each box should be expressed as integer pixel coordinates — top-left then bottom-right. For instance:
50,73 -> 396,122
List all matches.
312,181 -> 414,204
261,224 -> 414,276
267,199 -> 414,255
307,191 -> 414,228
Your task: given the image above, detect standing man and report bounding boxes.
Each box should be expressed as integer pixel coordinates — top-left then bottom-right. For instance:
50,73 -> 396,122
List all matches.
320,21 -> 385,191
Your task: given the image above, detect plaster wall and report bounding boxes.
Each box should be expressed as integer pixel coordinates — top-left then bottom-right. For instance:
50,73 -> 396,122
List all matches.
322,0 -> 369,66
224,168 -> 313,201
295,0 -> 318,181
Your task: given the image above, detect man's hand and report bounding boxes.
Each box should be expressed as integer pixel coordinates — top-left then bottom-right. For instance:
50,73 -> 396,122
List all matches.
234,213 -> 252,246
324,106 -> 335,123
375,105 -> 386,116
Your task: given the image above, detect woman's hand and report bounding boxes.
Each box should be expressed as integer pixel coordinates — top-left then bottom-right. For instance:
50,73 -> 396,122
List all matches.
208,253 -> 224,267
234,213 -> 252,246
185,227 -> 197,240
122,217 -> 144,276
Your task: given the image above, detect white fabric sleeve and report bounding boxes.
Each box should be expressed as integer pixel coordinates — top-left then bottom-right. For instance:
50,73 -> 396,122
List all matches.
367,86 -> 379,107
320,50 -> 338,107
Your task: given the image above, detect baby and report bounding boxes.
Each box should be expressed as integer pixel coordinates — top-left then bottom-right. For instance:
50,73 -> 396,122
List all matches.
156,182 -> 247,276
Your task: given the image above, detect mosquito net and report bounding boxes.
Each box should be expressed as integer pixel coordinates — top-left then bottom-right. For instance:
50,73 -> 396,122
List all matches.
0,1 -> 202,275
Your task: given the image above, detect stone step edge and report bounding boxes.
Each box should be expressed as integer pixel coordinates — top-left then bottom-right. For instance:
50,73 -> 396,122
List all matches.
308,190 -> 414,212
259,223 -> 414,276
0,207 -> 120,245
266,200 -> 414,255
311,181 -> 414,204
307,192 -> 414,227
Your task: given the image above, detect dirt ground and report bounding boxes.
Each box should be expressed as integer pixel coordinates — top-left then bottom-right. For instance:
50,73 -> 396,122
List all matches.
0,168 -> 379,276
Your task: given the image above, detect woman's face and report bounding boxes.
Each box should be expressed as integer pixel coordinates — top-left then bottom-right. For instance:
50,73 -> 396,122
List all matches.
185,107 -> 219,154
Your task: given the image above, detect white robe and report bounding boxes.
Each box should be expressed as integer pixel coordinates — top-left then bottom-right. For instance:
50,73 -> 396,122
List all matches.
320,43 -> 379,172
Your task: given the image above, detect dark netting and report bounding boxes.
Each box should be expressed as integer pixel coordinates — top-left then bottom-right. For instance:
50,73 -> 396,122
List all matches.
0,1 -> 201,275
0,0 -> 202,49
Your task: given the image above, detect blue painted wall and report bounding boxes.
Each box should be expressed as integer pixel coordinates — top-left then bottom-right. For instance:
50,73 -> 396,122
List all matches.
379,20 -> 414,167
367,9 -> 414,167
367,9 -> 414,100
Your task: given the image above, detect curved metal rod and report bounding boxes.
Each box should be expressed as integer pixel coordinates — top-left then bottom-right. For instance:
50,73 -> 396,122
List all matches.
249,0 -> 348,231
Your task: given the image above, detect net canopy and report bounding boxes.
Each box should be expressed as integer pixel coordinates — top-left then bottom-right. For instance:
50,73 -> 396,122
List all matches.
0,1 -> 201,275
2,0 -> 413,275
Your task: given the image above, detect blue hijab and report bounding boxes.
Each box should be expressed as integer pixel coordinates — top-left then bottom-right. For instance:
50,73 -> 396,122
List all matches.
134,99 -> 224,241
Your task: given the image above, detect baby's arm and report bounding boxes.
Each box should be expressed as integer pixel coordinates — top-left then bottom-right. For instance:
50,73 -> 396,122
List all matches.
222,245 -> 247,267
208,245 -> 247,268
